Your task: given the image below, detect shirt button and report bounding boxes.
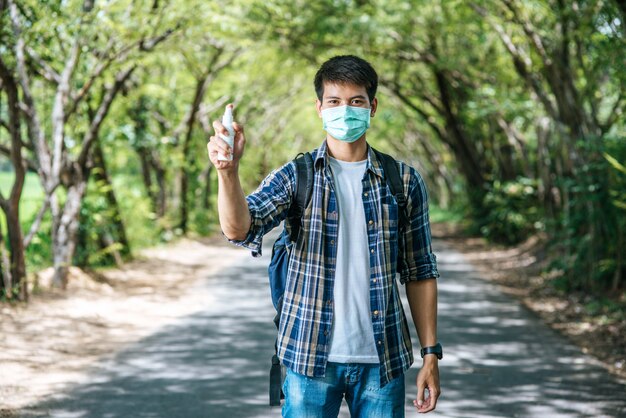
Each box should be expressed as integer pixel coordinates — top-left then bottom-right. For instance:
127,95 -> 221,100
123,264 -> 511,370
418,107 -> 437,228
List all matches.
372,278 -> 377,283
370,249 -> 375,254
364,192 -> 369,197
330,240 -> 335,245
368,220 -> 374,225
373,310 -> 379,316
324,330 -> 329,336
326,300 -> 332,305
377,340 -> 382,345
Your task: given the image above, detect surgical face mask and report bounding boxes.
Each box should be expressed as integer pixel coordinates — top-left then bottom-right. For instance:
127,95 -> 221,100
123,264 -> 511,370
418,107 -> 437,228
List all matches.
321,105 -> 371,143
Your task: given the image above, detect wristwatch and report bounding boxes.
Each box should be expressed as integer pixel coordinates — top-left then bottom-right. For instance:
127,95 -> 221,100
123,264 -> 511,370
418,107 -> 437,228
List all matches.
420,343 -> 443,359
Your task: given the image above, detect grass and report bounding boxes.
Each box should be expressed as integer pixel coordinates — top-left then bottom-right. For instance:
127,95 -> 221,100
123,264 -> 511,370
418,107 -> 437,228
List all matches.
429,203 -> 465,224
0,171 -> 45,231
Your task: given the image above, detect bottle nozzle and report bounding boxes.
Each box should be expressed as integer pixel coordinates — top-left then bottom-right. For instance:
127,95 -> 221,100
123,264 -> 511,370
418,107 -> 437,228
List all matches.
222,104 -> 234,125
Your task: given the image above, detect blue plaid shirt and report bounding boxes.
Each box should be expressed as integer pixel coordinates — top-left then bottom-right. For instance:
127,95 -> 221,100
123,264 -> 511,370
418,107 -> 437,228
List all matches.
229,140 -> 439,386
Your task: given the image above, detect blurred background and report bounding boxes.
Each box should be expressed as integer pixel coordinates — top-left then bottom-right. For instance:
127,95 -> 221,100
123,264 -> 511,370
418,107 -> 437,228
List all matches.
0,0 -> 623,330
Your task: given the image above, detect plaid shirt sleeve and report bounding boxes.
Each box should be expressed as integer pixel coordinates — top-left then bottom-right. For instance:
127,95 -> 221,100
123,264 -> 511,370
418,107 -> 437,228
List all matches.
226,161 -> 296,257
398,166 -> 440,283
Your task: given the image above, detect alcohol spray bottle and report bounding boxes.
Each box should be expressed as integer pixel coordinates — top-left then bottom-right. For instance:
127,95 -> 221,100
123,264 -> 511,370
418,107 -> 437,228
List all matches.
217,104 -> 235,161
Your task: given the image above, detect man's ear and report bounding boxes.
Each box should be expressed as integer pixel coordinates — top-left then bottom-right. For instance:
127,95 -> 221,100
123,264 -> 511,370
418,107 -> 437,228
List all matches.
316,99 -> 323,118
370,97 -> 378,117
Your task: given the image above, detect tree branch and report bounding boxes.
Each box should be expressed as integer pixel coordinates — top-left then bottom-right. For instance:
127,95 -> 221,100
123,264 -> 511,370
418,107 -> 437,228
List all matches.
51,41 -> 81,181
0,144 -> 38,171
172,47 -> 240,140
23,189 -> 56,248
600,91 -> 624,135
25,46 -> 61,83
471,2 -> 560,121
8,0 -> 52,181
67,27 -> 178,119
0,45 -> 27,203
77,65 -> 137,168
500,0 -> 551,65
381,82 -> 449,147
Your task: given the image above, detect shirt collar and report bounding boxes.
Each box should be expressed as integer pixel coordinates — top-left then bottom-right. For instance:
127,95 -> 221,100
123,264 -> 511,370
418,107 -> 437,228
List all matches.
313,140 -> 385,179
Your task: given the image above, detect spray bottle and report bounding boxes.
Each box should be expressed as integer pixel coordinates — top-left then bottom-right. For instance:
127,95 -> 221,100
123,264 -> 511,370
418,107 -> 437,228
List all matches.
217,104 -> 235,161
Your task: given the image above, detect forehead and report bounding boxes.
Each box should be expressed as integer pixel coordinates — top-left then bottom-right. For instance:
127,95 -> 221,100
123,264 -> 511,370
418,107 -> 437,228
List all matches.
322,81 -> 368,98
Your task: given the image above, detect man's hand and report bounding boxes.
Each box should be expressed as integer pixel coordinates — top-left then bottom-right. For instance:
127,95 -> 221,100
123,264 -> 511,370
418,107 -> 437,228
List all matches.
207,104 -> 246,172
413,356 -> 440,413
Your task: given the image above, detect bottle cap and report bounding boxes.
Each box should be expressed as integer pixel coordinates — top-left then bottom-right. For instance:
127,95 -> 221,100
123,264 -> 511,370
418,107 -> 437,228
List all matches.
222,104 -> 233,125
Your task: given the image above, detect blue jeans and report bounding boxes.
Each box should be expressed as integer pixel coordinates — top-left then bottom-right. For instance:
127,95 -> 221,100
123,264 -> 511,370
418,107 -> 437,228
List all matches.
281,362 -> 405,418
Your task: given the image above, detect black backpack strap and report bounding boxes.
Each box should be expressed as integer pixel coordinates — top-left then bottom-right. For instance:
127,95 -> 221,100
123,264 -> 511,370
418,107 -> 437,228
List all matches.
373,148 -> 409,228
287,152 -> 314,241
270,152 -> 313,407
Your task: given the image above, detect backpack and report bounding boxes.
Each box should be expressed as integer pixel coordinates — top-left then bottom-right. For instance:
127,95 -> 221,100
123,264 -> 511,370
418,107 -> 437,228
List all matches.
267,148 -> 409,406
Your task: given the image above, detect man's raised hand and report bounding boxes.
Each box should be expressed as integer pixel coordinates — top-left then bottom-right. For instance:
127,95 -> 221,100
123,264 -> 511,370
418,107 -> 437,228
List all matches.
207,104 -> 246,171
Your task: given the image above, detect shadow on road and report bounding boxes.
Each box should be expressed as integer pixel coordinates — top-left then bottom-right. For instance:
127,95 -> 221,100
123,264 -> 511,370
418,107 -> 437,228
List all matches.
22,239 -> 626,418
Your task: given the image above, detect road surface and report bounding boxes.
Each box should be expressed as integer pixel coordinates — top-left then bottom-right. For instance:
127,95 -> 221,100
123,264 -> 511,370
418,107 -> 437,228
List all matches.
21,231 -> 626,417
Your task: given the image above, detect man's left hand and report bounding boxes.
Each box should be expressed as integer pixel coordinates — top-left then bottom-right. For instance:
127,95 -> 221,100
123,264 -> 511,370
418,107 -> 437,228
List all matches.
413,356 -> 440,413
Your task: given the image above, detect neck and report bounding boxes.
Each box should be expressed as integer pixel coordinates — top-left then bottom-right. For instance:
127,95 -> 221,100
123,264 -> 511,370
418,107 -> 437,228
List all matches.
326,135 -> 368,162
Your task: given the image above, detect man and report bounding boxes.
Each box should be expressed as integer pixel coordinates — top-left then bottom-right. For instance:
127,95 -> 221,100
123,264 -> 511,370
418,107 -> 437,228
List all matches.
207,55 -> 441,417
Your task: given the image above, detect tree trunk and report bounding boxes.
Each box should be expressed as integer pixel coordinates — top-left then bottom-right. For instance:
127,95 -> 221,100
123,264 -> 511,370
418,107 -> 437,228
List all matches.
51,181 -> 87,288
154,153 -> 167,217
0,221 -> 13,297
201,165 -> 212,210
0,53 -> 28,301
4,206 -> 27,300
432,67 -> 485,191
178,76 -> 208,234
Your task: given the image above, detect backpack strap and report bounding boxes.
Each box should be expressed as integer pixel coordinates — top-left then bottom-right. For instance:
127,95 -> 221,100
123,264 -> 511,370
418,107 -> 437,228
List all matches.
373,148 -> 410,228
269,152 -> 313,407
287,152 -> 314,241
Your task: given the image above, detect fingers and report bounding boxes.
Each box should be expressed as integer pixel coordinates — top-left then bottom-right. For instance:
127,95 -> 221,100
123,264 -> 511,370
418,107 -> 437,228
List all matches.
416,386 -> 439,413
428,386 -> 440,412
208,107 -> 245,168
414,378 -> 425,410
212,119 -> 228,137
414,373 -> 440,413
208,135 -> 233,158
233,121 -> 244,134
233,126 -> 246,156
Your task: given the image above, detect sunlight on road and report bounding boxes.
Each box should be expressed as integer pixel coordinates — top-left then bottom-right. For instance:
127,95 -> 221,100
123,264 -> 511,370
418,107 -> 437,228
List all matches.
20,237 -> 626,418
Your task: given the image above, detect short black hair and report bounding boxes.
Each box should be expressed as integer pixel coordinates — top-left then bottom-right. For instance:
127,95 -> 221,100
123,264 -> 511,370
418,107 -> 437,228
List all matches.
314,55 -> 378,102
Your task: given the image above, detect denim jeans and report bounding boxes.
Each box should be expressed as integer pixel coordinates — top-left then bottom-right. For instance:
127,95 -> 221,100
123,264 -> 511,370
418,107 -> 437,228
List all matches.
281,362 -> 405,418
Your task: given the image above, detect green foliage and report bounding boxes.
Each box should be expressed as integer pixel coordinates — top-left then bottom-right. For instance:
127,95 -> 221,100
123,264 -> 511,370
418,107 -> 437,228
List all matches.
1,0 -> 624,301
429,204 -> 465,225
474,177 -> 543,244
74,179 -> 122,268
546,134 -> 626,293
604,151 -> 626,211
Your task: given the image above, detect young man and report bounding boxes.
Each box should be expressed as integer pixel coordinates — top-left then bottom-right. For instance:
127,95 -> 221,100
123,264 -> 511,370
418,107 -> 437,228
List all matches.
207,55 -> 441,417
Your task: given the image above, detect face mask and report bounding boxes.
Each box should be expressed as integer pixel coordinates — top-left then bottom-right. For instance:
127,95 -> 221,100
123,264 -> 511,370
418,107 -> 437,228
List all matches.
321,105 -> 371,143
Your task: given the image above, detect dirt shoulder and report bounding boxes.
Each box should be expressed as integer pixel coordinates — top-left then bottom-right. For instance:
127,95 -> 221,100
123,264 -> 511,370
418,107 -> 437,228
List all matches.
430,222 -> 626,380
0,235 -> 248,415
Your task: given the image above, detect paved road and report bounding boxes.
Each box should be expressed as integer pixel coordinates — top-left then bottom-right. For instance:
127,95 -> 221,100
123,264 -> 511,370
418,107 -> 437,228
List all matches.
23,231 -> 626,417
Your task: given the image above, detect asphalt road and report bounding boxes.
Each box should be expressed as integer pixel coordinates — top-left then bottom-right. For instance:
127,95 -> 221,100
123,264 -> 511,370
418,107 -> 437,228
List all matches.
23,231 -> 626,418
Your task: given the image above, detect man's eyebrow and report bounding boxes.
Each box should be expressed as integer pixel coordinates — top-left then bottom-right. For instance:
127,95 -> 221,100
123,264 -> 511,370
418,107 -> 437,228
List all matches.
324,95 -> 367,100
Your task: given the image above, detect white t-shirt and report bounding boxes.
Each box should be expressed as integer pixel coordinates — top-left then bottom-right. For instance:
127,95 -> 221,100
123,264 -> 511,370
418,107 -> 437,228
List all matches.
326,156 -> 379,363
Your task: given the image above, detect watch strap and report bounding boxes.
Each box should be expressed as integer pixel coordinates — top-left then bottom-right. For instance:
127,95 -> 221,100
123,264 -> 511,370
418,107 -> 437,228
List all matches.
420,343 -> 443,359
